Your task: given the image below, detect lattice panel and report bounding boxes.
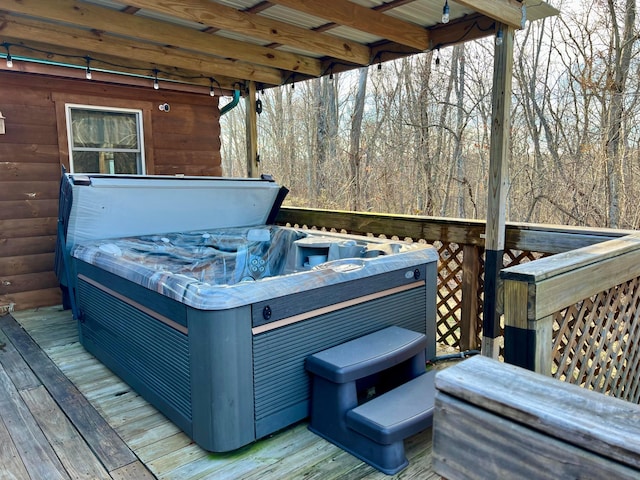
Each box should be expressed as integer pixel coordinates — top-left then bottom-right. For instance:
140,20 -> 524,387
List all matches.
551,276 -> 640,403
434,241 -> 464,347
503,249 -> 547,267
475,250 -> 485,349
283,222 -> 552,352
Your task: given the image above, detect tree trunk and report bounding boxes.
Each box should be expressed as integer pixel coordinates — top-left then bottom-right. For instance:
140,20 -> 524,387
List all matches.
454,45 -> 467,218
605,0 -> 635,228
349,67 -> 368,211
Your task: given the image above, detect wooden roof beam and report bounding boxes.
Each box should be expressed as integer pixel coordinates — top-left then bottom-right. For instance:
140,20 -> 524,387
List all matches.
0,13 -> 284,86
453,0 -> 525,29
324,13 -> 496,78
2,0 -> 322,76
110,0 -> 371,65
1,39 -> 238,92
268,0 -> 430,51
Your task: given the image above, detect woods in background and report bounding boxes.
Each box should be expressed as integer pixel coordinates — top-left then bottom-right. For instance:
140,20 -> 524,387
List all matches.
221,0 -> 640,230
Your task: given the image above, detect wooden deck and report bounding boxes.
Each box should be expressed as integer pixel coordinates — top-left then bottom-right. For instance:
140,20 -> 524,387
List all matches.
0,306 -> 437,479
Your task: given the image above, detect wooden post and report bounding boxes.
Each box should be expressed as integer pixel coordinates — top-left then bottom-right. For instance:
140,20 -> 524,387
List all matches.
245,80 -> 259,178
460,244 -> 480,350
502,279 -> 534,369
502,278 -> 553,375
482,24 -> 514,359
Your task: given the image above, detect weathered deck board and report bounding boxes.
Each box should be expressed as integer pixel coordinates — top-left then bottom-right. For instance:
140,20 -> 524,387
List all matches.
0,329 -> 41,390
109,461 -> 157,480
20,386 -> 112,480
135,432 -> 194,465
0,364 -> 69,480
0,411 -> 31,480
0,313 -> 138,473
7,307 -> 436,479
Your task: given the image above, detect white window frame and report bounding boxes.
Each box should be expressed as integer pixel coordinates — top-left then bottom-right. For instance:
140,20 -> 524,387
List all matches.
65,103 -> 146,174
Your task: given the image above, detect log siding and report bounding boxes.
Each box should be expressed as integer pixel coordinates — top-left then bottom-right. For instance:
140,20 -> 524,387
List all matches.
0,70 -> 222,311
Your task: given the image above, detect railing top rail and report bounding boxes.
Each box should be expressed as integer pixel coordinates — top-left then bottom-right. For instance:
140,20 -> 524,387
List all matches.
277,207 -> 634,254
502,233 -> 640,319
502,233 -> 640,283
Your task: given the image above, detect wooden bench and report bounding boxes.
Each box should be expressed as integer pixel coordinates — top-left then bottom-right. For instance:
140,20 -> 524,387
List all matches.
433,355 -> 640,479
305,326 -> 435,475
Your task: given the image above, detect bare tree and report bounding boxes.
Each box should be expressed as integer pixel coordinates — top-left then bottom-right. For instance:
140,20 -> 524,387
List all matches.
605,0 -> 636,228
348,67 -> 368,211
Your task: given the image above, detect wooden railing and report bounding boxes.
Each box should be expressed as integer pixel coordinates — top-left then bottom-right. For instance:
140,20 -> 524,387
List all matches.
501,233 -> 640,402
275,207 -> 631,352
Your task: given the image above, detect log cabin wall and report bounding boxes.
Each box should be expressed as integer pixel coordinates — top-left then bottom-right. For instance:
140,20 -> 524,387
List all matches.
0,70 -> 222,311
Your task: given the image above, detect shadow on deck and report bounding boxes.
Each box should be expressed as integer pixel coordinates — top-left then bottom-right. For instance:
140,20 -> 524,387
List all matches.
0,306 -> 437,479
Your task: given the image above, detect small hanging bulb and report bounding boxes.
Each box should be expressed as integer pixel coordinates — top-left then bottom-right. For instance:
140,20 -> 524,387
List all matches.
435,48 -> 440,67
377,62 -> 382,72
209,78 -> 215,97
153,69 -> 159,90
4,44 -> 12,68
85,57 -> 92,80
441,0 -> 450,24
495,29 -> 504,46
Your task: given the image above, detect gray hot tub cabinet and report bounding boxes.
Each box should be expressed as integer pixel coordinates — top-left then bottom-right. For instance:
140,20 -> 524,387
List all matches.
56,173 -> 438,452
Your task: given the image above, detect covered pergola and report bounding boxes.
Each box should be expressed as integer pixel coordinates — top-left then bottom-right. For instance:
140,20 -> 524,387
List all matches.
0,0 -> 558,356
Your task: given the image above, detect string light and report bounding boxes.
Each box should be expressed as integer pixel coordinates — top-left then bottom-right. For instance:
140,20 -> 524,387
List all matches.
85,57 -> 92,80
3,43 -> 12,68
0,42 -> 227,96
495,29 -> 504,46
442,0 -> 450,24
209,77 -> 223,98
435,48 -> 440,66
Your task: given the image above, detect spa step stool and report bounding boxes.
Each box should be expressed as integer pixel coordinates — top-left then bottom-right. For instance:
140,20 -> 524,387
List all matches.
305,326 -> 436,475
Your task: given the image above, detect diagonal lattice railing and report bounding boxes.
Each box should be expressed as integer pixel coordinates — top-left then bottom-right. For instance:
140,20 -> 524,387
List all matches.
503,233 -> 640,403
276,207 -> 628,355
552,276 -> 640,402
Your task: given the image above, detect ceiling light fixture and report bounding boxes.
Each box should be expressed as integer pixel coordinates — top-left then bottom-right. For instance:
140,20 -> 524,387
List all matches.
85,57 -> 92,80
4,44 -> 13,68
442,0 -> 450,24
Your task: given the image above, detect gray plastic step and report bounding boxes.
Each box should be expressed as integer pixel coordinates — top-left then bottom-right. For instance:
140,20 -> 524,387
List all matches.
305,325 -> 427,383
346,369 -> 436,445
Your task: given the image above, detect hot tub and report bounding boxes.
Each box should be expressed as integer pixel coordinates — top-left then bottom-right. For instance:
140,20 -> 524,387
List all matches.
55,173 -> 438,452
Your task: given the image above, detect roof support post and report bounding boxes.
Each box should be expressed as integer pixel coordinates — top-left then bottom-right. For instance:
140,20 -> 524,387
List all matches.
482,23 -> 514,359
246,80 -> 259,178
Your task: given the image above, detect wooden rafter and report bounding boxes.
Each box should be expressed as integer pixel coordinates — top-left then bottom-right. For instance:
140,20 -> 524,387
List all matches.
0,13 -> 284,85
454,0 -> 524,29
267,0 -> 431,51
2,0 -> 322,76
109,0 -> 371,65
0,0 -> 558,89
2,39 -> 238,91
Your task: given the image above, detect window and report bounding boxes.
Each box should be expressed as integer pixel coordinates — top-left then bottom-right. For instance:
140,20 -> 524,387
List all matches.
66,105 -> 145,174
